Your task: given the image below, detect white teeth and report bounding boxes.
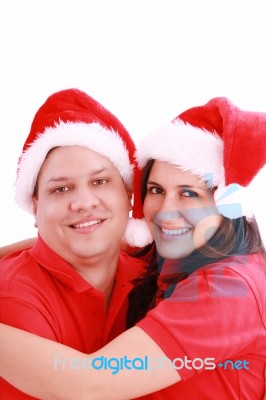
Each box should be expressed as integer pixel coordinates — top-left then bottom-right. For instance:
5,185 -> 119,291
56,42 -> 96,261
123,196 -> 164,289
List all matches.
161,227 -> 190,235
74,220 -> 100,229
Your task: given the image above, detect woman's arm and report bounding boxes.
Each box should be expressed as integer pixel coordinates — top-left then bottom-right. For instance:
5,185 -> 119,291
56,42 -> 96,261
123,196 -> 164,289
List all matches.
0,238 -> 134,259
0,323 -> 180,400
0,238 -> 37,258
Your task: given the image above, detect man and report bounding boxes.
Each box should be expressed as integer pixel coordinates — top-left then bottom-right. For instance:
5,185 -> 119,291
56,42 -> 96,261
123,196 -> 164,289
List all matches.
0,88 -> 152,399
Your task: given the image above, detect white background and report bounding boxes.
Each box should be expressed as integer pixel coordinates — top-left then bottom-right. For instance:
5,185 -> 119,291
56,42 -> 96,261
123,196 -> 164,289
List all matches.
0,0 -> 265,247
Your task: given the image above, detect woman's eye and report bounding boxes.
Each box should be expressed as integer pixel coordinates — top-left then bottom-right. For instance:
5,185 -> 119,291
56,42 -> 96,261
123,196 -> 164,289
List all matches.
148,186 -> 163,194
182,189 -> 198,198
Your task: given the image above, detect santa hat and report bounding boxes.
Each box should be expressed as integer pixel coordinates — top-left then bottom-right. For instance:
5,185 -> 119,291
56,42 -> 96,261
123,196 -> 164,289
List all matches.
136,97 -> 266,220
15,88 -> 152,247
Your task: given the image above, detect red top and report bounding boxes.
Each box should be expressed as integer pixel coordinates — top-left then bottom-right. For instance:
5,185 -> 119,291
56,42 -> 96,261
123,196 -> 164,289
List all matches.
0,236 -> 146,399
137,253 -> 266,399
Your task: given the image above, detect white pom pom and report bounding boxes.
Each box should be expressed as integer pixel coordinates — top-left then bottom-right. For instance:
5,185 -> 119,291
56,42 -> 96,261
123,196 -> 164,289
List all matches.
123,218 -> 153,247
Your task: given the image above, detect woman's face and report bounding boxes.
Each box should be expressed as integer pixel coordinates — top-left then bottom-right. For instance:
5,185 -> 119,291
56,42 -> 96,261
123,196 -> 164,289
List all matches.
143,161 -> 223,259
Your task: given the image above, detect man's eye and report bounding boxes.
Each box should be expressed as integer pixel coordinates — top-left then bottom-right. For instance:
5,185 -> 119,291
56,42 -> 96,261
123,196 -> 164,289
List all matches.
53,186 -> 69,193
93,179 -> 107,186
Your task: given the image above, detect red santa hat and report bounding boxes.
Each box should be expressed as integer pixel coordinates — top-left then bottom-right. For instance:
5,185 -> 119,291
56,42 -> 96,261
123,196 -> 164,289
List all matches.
136,97 -> 266,220
15,88 -> 152,247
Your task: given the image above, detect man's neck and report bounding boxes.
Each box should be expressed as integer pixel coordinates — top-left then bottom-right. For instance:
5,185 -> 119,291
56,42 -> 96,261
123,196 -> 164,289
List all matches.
73,252 -> 119,307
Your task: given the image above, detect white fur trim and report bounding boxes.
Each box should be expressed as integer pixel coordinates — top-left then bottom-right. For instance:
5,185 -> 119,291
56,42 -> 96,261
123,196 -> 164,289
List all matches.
15,121 -> 133,213
123,218 -> 153,247
136,119 -> 224,187
136,119 -> 255,219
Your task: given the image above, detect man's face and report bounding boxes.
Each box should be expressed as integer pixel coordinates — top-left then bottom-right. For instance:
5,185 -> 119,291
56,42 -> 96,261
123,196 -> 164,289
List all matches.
33,146 -> 131,268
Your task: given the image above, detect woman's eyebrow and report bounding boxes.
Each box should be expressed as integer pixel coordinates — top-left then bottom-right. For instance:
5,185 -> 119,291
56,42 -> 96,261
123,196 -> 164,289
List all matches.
147,180 -> 161,185
147,181 -> 204,191
176,184 -> 206,191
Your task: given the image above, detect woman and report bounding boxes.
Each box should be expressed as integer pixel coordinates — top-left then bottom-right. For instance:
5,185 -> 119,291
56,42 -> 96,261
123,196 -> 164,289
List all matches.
1,97 -> 266,399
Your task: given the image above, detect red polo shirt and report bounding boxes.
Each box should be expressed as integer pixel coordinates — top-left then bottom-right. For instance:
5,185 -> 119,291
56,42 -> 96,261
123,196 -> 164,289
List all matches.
0,236 -> 146,399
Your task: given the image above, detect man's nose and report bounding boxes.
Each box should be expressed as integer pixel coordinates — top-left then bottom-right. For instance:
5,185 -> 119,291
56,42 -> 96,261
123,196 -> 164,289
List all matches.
70,187 -> 100,212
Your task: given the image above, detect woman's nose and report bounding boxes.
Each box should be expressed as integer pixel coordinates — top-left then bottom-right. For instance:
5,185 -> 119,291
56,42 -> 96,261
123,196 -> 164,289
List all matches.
156,208 -> 182,223
156,195 -> 182,221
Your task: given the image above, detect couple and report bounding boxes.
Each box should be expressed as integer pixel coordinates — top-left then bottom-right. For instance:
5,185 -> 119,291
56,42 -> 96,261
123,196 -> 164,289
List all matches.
1,89 -> 266,399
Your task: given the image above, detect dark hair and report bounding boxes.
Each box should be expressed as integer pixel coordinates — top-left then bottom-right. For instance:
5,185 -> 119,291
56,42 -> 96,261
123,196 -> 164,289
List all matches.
127,160 -> 265,328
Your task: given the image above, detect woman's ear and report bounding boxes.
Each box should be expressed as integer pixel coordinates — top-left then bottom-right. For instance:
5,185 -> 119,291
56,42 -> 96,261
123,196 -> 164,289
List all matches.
127,189 -> 133,211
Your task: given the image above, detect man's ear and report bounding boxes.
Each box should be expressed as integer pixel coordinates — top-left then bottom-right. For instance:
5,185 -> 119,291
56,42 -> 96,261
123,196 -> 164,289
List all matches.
32,196 -> 38,216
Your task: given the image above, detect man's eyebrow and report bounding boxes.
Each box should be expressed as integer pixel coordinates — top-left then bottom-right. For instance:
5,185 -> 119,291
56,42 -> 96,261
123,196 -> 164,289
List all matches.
47,168 -> 109,183
88,168 -> 108,177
